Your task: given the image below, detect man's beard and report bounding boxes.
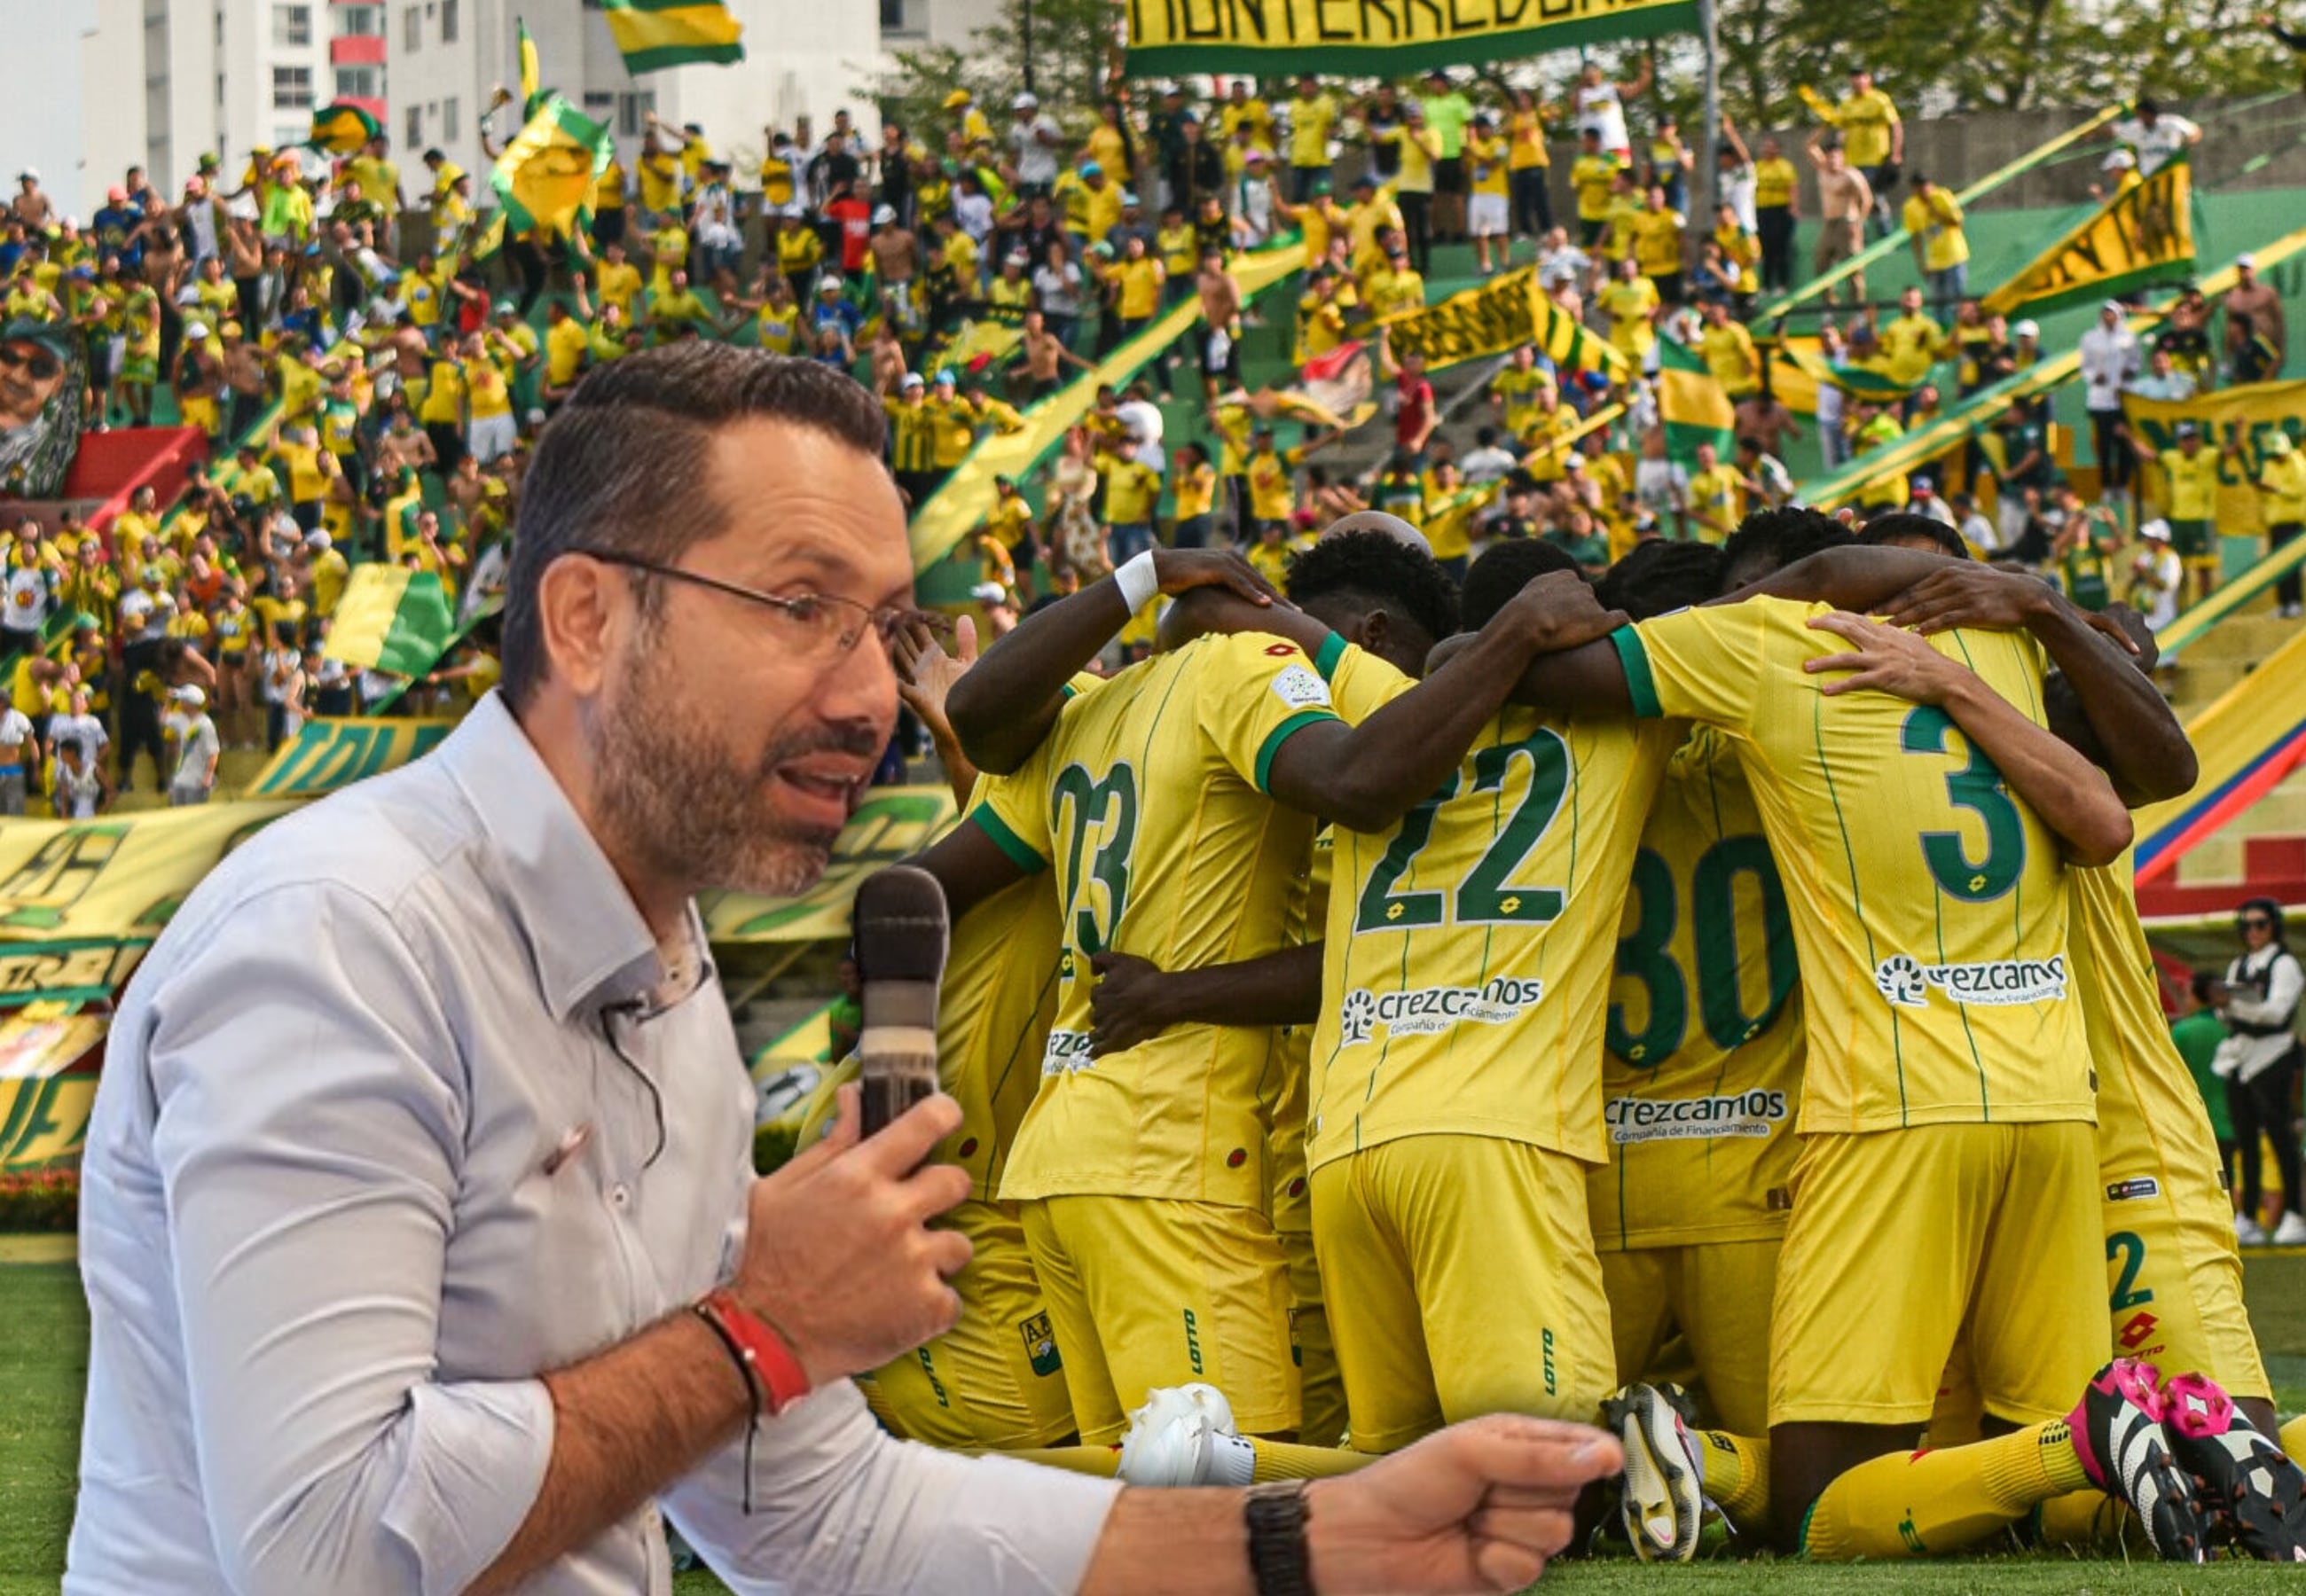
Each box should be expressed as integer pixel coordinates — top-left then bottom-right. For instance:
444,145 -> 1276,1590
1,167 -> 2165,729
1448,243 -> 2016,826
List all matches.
584,645 -> 877,900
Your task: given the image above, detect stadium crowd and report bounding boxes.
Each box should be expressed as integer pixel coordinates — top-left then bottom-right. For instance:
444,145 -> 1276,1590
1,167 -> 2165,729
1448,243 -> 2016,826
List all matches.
12,25 -> 2306,1584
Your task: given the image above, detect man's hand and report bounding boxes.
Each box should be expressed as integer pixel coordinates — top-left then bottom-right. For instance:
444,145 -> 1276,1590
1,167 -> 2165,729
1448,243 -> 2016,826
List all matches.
1306,1415 -> 1621,1594
732,1087 -> 971,1389
1087,951 -> 1177,1056
1878,559 -> 2053,635
1152,547 -> 1282,606
1496,569 -> 1630,654
893,612 -> 977,740
1804,611 -> 1969,703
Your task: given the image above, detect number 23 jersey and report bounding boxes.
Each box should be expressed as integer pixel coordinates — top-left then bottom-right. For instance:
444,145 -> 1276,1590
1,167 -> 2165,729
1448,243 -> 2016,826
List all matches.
976,631 -> 1351,1209
1612,597 -> 2094,1134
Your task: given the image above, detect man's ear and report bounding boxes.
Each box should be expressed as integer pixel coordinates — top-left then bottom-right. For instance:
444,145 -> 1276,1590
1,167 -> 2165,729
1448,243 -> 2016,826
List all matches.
533,553 -> 624,699
1358,607 -> 1391,661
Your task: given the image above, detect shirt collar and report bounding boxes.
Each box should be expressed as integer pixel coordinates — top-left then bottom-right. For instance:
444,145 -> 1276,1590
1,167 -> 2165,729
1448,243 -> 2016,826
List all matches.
437,691 -> 691,1023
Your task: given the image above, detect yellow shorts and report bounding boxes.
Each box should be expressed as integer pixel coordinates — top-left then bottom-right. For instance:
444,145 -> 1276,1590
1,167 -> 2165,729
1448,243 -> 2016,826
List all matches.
2099,1165 -> 2269,1400
1312,1134 -> 1613,1452
858,1197 -> 1078,1449
1770,1122 -> 2102,1428
1020,1193 -> 1297,1444
1600,1237 -> 1782,1438
1280,1223 -> 1347,1448
179,395 -> 219,435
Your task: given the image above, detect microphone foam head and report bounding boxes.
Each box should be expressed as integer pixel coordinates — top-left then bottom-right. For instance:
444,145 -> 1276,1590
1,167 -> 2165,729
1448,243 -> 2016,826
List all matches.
852,864 -> 950,984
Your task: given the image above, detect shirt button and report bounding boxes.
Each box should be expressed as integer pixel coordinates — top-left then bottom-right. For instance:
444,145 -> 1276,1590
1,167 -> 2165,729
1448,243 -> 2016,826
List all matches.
609,1183 -> 631,1209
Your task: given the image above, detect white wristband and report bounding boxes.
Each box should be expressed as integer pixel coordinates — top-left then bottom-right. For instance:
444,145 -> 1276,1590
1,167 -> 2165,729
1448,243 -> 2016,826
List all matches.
1114,550 -> 1160,614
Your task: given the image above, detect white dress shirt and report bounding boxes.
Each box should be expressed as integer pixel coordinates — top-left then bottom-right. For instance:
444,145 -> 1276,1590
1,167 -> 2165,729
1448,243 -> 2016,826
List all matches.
2079,323 -> 2139,412
70,692 -> 1118,1596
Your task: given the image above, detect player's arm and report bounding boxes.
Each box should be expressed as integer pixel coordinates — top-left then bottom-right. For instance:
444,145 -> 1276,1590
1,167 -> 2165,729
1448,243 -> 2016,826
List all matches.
1871,559 -> 2197,803
945,549 -> 1280,775
1803,611 -> 2132,864
1264,573 -> 1628,833
1086,943 -> 1323,1057
908,810 -> 1031,926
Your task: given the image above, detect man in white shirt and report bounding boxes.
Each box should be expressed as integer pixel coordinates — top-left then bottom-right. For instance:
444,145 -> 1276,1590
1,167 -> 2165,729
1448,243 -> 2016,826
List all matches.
1010,92 -> 1063,197
46,685 -> 106,773
2112,98 -> 2202,176
2125,342 -> 2198,403
1949,489 -> 2000,556
2080,301 -> 2141,507
71,344 -> 1616,1596
0,700 -> 31,815
1460,425 -> 1518,484
163,684 -> 219,805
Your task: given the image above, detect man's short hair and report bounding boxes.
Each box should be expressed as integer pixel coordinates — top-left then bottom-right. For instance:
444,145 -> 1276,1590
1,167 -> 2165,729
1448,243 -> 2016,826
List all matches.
1596,540 -> 1725,621
1858,512 -> 1971,561
1460,539 -> 1580,631
1719,505 -> 1854,587
499,346 -> 886,708
1285,528 -> 1459,646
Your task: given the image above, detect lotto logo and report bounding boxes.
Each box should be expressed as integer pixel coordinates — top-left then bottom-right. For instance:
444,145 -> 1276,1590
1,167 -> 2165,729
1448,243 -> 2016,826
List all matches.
1874,953 -> 2068,1008
1337,977 -> 1544,1046
2119,1310 -> 2161,1352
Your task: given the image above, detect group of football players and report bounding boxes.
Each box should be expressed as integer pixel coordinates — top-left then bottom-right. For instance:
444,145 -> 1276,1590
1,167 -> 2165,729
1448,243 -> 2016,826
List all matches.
798,505 -> 2306,1564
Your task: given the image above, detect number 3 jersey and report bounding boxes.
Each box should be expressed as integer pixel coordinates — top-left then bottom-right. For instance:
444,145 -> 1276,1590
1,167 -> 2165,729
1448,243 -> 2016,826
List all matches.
1611,597 -> 2096,1134
975,631 -> 1354,1209
1307,647 -> 1683,1174
1591,727 -> 1805,1250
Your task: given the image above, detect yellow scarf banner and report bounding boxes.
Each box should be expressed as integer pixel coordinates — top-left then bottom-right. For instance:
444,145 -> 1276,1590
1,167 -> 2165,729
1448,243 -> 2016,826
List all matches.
1123,0 -> 1695,75
2123,379 -> 2306,537
1382,266 -> 1628,378
245,716 -> 457,799
1980,156 -> 2196,319
0,802 -> 304,944
703,786 -> 957,943
0,1004 -> 106,1171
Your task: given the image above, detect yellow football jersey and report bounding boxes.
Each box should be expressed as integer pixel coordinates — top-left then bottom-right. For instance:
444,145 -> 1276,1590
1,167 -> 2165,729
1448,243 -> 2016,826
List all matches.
1309,652 -> 1682,1171
1265,833 -> 1333,1239
978,631 -> 1353,1208
1614,598 -> 2094,1133
2067,853 -> 2227,1211
1593,727 -> 1804,1250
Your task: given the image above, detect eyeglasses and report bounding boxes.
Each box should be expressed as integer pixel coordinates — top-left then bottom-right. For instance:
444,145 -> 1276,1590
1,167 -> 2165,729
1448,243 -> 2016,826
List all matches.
581,550 -> 912,659
0,344 -> 61,383
2241,917 -> 2275,931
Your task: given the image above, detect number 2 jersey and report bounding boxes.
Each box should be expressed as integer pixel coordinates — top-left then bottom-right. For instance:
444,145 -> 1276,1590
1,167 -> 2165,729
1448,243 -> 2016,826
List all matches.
1307,647 -> 1683,1173
1612,598 -> 2094,1134
1592,727 -> 1805,1249
975,632 -> 1354,1209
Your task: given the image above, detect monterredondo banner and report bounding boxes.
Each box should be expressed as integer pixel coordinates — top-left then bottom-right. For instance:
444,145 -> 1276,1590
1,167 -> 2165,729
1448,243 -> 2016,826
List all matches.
2123,379 -> 2306,537
1124,0 -> 1696,75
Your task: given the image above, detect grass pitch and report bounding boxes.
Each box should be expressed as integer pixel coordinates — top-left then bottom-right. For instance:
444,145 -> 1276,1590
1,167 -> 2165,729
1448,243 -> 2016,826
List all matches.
4,1249 -> 2301,1595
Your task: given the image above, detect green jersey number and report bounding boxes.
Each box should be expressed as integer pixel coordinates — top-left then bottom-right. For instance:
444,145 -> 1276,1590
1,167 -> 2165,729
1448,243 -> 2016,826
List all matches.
1607,834 -> 1796,1067
1901,705 -> 2026,903
1053,762 -> 1138,955
1353,731 -> 1570,934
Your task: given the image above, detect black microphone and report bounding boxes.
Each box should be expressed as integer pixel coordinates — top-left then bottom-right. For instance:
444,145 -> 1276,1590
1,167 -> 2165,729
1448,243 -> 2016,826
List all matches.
851,865 -> 950,1136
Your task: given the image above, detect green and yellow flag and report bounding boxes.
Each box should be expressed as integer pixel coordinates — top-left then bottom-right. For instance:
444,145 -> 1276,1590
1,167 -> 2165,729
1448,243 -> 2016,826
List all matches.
325,567 -> 456,678
490,92 -> 614,237
1123,0 -> 1692,75
1658,338 -> 1734,469
519,20 -> 543,112
309,102 -> 381,156
1381,267 -> 1628,378
1982,155 -> 2197,319
600,0 -> 745,73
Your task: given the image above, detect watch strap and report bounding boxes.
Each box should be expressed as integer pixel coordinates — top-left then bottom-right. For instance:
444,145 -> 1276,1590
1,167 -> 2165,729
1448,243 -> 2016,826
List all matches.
1243,1480 -> 1315,1596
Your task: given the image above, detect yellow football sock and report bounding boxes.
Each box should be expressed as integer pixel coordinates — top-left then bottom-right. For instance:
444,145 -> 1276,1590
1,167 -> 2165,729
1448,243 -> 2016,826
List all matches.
1696,1430 -> 1769,1535
1001,1445 -> 1121,1476
2284,1414 -> 2306,1461
2033,1490 -> 2143,1552
1249,1439 -> 1380,1481
1800,1421 -> 2090,1561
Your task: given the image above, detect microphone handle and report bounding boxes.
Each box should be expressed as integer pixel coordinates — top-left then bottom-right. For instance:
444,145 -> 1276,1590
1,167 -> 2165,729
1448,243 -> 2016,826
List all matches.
858,977 -> 941,1138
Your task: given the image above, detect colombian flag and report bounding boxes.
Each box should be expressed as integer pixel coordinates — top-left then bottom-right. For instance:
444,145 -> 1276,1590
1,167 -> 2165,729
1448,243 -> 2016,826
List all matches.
326,567 -> 455,678
600,0 -> 745,74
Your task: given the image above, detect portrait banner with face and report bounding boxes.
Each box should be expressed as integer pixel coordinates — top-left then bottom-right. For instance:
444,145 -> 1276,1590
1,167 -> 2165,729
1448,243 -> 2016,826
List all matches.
0,317 -> 89,501
1122,0 -> 1696,76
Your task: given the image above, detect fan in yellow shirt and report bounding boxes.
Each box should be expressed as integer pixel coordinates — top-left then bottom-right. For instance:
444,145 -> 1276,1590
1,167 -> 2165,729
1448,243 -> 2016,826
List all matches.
1596,259 -> 1661,359
1696,301 -> 1760,395
1571,135 -> 1624,246
1287,79 -> 1339,192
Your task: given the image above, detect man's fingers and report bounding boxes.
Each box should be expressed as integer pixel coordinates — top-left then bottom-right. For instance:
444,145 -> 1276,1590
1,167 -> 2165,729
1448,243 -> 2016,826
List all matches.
1803,650 -> 1871,677
785,1083 -> 861,1172
922,1223 -> 974,1280
853,1091 -> 965,1177
1819,667 -> 1900,696
1469,1505 -> 1579,1557
900,1161 -> 973,1225
2083,608 -> 2143,653
1447,1414 -> 1623,1494
1471,1540 -> 1548,1592
954,614 -> 980,665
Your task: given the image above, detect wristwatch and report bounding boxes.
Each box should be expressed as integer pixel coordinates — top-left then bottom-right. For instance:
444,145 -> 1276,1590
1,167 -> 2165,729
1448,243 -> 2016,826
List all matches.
1243,1480 -> 1315,1596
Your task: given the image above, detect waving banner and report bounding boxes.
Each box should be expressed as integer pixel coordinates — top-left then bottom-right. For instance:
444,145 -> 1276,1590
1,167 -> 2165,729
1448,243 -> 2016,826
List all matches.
1382,267 -> 1628,377
0,803 -> 302,945
1981,155 -> 2196,319
2122,378 -> 2306,538
702,786 -> 958,943
246,716 -> 455,799
0,1004 -> 106,1170
1124,0 -> 1695,75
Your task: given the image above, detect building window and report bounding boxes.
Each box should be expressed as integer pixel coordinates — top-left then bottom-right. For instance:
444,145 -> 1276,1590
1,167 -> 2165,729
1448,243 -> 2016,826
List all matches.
404,4 -> 420,51
273,4 -> 311,45
443,96 -> 459,140
617,91 -> 655,137
406,104 -> 424,146
584,90 -> 615,117
333,4 -> 383,36
440,0 -> 458,42
271,65 -> 314,109
334,65 -> 380,98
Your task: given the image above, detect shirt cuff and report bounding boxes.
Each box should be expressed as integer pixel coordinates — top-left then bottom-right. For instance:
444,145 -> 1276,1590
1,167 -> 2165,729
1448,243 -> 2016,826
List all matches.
1254,709 -> 1339,794
1611,624 -> 1663,718
378,1377 -> 554,1596
1312,630 -> 1348,682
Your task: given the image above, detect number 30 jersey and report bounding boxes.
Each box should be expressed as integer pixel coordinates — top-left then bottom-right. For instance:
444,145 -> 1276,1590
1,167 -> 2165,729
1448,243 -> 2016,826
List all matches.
976,631 -> 1352,1209
1612,597 -> 2095,1134
1591,728 -> 1805,1250
1307,645 -> 1682,1174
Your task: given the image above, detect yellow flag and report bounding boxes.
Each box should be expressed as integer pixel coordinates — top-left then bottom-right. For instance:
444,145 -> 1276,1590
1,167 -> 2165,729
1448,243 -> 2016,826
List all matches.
1981,156 -> 2196,318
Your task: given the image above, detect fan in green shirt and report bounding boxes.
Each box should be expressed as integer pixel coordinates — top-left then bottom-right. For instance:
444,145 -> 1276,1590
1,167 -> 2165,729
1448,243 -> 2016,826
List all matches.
2169,977 -> 2233,1145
